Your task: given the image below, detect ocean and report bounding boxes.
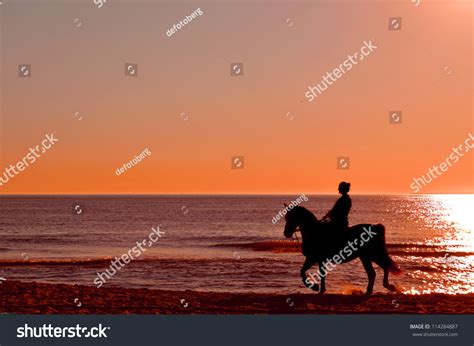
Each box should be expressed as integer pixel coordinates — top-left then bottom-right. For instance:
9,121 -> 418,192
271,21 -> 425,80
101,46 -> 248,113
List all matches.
0,195 -> 472,295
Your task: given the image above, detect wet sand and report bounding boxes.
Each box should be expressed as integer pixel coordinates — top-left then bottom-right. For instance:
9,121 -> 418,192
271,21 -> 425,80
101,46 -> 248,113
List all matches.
0,280 -> 472,314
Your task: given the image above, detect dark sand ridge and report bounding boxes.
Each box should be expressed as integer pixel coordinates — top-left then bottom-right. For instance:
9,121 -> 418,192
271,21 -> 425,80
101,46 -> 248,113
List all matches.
1,280 -> 473,314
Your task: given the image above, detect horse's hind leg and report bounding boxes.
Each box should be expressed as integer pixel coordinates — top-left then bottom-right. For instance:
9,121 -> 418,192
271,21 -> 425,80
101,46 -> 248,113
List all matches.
361,258 -> 376,295
383,268 -> 398,292
301,257 -> 319,291
373,258 -> 398,292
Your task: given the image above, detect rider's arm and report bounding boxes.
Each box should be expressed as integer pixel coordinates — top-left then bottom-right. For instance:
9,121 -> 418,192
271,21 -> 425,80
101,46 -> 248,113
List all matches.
323,205 -> 335,220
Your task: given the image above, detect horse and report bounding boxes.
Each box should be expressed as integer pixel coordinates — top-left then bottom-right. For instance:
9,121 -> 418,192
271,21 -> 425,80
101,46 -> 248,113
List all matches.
282,204 -> 400,295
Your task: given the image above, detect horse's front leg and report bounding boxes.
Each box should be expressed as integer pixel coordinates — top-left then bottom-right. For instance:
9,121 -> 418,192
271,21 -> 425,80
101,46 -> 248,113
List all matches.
318,262 -> 327,295
300,257 -> 319,291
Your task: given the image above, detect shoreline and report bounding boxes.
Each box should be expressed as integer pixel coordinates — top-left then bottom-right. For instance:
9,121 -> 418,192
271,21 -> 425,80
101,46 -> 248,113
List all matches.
0,280 -> 473,314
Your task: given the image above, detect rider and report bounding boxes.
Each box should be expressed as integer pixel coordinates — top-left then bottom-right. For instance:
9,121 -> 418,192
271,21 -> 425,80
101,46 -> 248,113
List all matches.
322,182 -> 352,231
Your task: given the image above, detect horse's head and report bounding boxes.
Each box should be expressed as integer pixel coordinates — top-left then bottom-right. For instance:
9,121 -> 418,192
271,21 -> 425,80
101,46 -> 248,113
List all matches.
283,204 -> 318,238
283,204 -> 301,238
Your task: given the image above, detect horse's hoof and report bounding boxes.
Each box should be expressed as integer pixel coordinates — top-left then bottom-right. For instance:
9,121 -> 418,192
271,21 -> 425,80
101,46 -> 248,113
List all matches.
317,289 -> 326,295
385,284 -> 398,292
364,291 -> 373,296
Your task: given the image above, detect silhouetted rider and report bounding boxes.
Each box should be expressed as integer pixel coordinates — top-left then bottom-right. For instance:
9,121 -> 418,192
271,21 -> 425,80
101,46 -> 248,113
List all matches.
322,182 -> 352,230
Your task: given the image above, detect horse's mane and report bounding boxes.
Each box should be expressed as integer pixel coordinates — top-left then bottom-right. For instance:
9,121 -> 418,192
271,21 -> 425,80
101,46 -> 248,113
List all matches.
293,205 -> 319,223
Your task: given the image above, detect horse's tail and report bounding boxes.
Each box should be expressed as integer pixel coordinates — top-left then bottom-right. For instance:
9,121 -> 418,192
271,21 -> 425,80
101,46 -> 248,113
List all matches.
373,224 -> 402,275
388,257 -> 402,275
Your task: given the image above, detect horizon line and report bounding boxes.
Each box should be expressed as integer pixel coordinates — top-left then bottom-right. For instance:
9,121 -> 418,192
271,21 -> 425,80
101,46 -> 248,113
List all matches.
0,192 -> 472,196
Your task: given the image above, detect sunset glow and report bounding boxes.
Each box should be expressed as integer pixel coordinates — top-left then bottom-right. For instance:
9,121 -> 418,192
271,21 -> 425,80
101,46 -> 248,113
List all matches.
0,1 -> 472,194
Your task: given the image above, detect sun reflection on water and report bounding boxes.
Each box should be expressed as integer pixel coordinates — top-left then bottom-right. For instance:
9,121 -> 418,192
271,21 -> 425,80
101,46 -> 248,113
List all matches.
433,194 -> 474,232
400,194 -> 474,294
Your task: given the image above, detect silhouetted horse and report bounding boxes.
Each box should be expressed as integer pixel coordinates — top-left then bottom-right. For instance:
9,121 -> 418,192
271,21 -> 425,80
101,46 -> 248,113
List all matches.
283,205 -> 400,295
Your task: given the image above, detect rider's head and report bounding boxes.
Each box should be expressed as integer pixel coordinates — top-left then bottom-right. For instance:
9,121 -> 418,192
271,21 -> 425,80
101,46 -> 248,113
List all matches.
338,181 -> 350,195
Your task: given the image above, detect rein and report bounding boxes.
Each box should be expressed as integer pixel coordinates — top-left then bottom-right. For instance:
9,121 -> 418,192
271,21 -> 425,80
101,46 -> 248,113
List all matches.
292,231 -> 302,253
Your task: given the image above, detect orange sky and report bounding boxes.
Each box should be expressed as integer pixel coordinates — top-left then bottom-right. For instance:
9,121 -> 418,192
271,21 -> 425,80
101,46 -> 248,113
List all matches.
0,0 -> 472,194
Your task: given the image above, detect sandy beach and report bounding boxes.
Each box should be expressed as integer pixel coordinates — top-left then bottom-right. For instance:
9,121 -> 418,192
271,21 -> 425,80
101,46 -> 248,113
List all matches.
0,280 -> 472,314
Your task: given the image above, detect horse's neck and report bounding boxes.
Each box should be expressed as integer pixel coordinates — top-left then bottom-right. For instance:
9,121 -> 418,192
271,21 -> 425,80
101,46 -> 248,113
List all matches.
300,217 -> 319,238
